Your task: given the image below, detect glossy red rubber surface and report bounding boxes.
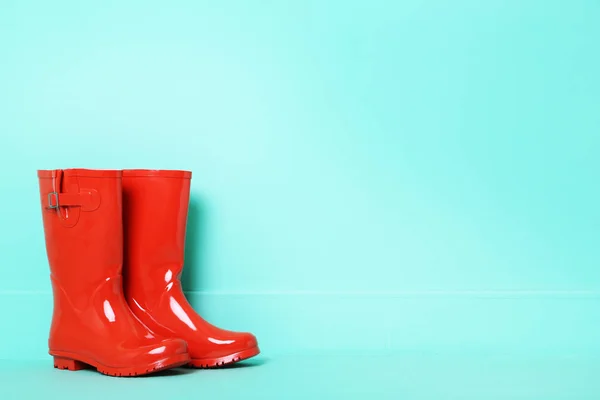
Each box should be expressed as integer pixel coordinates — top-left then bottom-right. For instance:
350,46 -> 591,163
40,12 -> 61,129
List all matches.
122,169 -> 260,367
38,169 -> 190,377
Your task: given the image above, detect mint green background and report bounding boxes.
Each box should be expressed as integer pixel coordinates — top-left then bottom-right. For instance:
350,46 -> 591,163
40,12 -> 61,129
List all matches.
1,0 -> 600,397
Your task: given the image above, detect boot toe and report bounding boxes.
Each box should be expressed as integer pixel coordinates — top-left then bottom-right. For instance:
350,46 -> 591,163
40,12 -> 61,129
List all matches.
131,338 -> 188,365
189,330 -> 257,359
243,332 -> 258,349
149,338 -> 188,356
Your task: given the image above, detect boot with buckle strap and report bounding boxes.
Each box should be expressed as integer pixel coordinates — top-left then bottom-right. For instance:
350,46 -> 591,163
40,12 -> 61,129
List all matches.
122,169 -> 260,368
38,169 -> 190,376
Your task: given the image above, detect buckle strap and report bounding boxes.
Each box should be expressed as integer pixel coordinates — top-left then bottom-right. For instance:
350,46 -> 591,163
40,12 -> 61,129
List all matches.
45,189 -> 100,212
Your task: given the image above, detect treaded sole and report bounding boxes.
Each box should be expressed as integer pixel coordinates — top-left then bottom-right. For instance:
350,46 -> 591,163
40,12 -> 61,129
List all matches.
52,352 -> 191,377
187,346 -> 260,368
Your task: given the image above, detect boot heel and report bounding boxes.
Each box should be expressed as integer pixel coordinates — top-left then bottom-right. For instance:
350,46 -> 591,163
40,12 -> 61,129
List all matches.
53,356 -> 87,371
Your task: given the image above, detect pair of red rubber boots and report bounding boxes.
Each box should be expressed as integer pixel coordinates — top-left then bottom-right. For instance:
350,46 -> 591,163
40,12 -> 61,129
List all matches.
37,169 -> 259,376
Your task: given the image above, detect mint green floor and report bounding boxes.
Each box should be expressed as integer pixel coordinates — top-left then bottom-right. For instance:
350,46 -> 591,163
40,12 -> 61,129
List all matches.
2,352 -> 599,399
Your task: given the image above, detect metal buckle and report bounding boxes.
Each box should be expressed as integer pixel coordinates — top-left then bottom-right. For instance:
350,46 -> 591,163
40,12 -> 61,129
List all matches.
47,192 -> 59,209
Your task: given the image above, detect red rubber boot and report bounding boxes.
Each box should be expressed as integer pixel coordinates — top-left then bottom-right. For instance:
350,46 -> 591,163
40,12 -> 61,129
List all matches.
122,169 -> 260,368
38,169 -> 190,376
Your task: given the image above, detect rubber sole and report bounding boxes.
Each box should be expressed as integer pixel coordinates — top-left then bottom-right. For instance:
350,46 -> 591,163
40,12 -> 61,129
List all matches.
187,346 -> 260,368
51,351 -> 191,377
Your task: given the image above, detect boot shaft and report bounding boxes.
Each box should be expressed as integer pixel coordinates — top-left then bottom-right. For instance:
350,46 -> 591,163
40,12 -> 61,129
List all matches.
38,169 -> 124,290
122,170 -> 191,299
